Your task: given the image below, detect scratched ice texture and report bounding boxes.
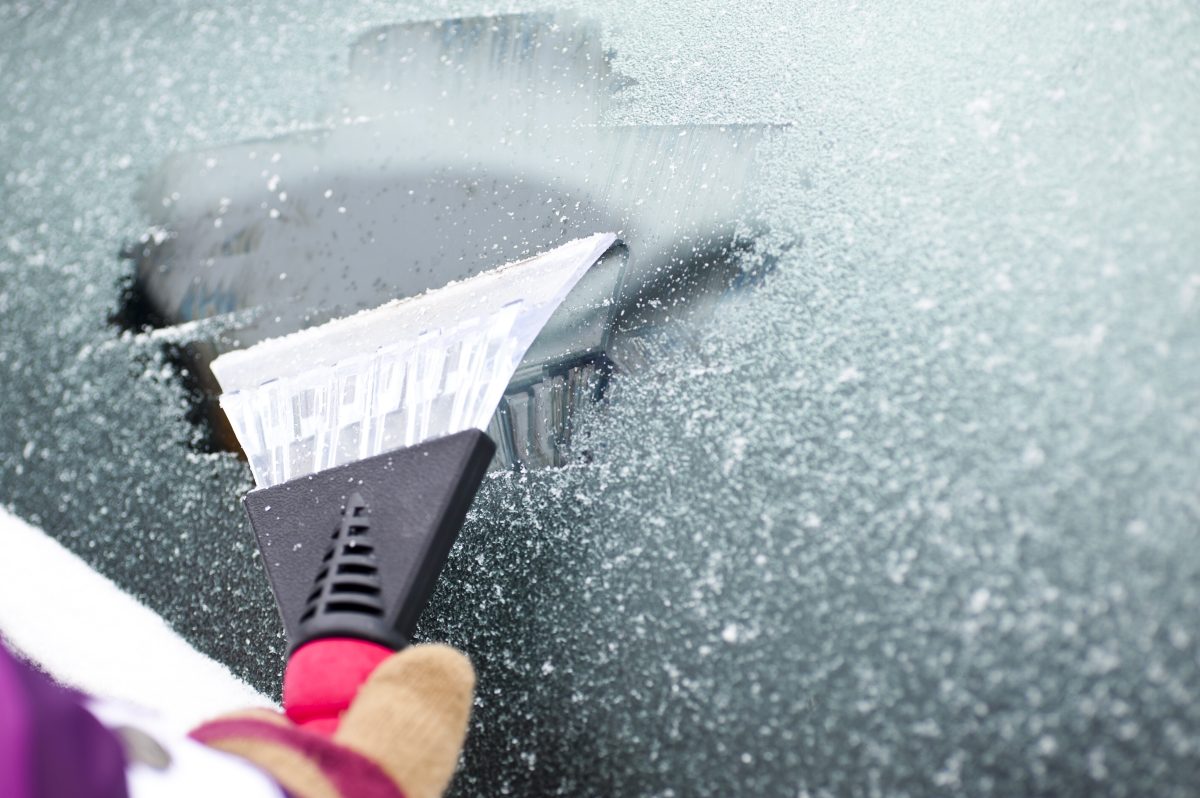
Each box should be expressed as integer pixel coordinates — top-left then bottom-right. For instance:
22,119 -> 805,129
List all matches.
1,1 -> 1198,795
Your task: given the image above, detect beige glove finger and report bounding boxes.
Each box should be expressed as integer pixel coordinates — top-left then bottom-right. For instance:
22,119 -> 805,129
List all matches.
334,643 -> 476,798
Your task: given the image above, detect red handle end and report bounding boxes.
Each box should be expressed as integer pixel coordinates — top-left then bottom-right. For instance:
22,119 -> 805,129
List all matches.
282,638 -> 394,736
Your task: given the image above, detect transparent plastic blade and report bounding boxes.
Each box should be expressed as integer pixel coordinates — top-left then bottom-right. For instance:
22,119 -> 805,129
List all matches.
211,233 -> 616,488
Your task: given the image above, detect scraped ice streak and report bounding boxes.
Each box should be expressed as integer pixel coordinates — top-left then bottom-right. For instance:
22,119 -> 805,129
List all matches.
212,233 -> 617,488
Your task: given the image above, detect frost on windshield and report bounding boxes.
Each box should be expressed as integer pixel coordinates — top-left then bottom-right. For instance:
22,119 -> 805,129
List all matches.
2,2 -> 1200,797
117,13 -> 765,470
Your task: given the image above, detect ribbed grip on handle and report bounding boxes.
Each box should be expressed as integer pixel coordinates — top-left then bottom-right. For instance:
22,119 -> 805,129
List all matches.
296,492 -> 401,650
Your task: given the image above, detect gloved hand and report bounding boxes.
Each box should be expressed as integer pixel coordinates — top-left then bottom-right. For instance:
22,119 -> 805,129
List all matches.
190,643 -> 474,798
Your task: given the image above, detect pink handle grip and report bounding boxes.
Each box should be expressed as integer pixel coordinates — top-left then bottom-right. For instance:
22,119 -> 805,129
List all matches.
283,638 -> 394,736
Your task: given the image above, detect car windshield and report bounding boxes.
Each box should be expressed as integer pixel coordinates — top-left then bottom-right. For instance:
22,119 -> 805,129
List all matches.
2,3 -> 1199,796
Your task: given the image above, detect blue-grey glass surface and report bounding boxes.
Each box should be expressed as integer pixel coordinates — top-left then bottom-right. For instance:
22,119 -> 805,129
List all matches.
1,2 -> 1198,795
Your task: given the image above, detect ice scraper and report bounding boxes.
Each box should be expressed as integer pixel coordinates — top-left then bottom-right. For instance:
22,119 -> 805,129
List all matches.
210,233 -> 617,733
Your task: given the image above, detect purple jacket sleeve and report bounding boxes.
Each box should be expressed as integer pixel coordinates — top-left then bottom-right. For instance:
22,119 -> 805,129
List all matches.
0,642 -> 128,798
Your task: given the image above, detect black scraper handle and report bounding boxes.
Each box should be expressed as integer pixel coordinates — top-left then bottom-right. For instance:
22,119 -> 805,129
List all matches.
243,430 -> 496,654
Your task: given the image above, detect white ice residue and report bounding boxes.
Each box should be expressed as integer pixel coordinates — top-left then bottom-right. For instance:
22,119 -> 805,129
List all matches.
212,233 -> 616,487
0,506 -> 270,723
